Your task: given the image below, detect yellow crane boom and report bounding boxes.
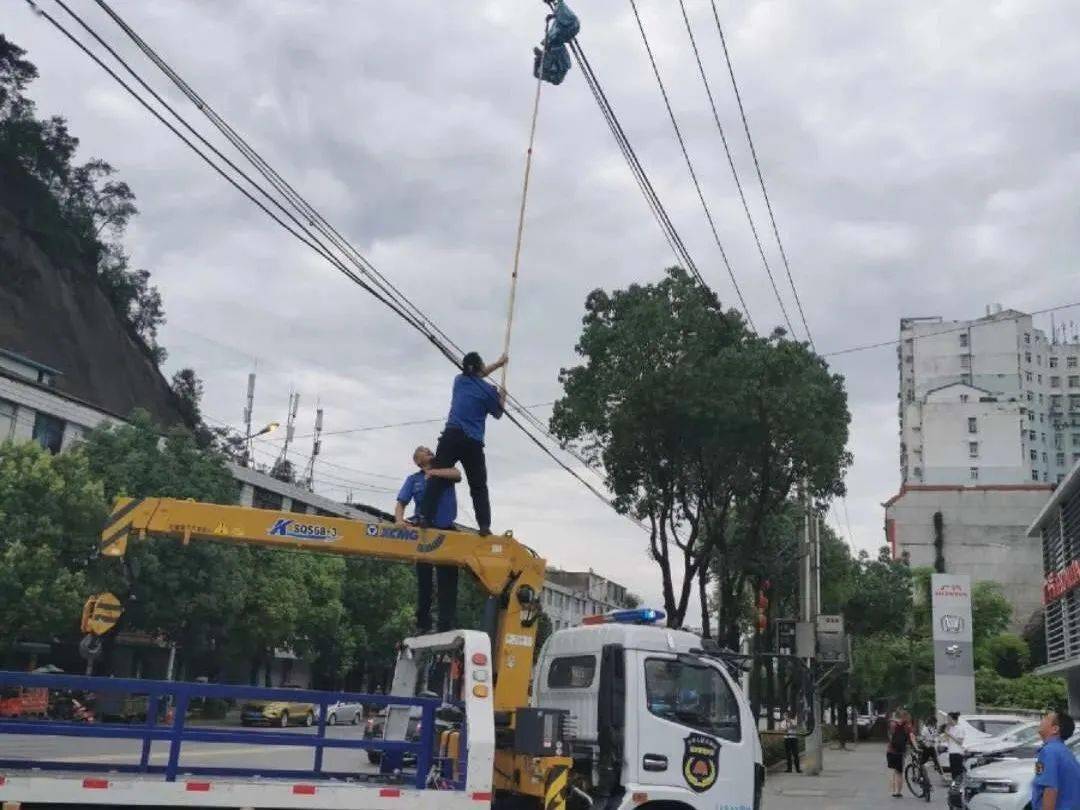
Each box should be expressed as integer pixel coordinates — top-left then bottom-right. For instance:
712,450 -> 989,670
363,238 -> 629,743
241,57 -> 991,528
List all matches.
95,496 -> 547,713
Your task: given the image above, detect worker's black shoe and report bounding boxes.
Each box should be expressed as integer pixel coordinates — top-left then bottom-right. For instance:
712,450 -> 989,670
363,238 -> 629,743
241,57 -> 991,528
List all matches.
478,526 -> 491,537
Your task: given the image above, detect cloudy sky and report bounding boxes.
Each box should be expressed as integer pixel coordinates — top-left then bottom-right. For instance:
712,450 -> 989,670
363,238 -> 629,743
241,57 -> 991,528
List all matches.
7,1 -> 1080,614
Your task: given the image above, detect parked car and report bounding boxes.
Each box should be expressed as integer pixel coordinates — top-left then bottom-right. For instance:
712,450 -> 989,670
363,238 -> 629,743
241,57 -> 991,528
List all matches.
938,714 -> 1028,766
321,700 -> 364,726
240,686 -> 316,728
964,720 -> 1042,768
952,733 -> 1080,810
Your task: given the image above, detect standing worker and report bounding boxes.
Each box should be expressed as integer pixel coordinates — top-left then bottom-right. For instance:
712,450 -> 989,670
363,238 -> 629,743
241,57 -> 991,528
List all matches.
943,712 -> 966,781
1033,711 -> 1080,810
781,710 -> 801,773
395,446 -> 461,633
420,352 -> 507,537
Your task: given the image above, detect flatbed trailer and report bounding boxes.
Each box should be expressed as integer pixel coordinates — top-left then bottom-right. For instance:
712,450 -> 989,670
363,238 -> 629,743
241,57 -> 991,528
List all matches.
0,631 -> 496,809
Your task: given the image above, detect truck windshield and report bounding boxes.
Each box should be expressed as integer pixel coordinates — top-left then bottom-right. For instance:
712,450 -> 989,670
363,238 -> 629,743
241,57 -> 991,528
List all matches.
644,658 -> 741,742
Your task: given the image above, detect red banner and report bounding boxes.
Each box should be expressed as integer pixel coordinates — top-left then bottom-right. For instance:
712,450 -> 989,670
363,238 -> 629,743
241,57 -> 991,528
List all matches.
1044,560 -> 1080,604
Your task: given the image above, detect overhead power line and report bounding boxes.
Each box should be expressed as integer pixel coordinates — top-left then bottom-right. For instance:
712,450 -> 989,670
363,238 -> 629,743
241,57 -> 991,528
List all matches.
822,301 -> 1080,358
709,0 -> 813,348
32,0 -> 643,532
675,0 -> 795,341
627,0 -> 756,333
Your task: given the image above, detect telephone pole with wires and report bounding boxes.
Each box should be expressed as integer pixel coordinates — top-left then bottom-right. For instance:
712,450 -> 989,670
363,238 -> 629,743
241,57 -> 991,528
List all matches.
241,372 -> 256,468
274,390 -> 300,479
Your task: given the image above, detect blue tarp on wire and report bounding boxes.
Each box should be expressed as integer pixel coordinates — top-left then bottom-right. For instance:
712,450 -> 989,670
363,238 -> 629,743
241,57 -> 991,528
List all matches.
533,1 -> 580,86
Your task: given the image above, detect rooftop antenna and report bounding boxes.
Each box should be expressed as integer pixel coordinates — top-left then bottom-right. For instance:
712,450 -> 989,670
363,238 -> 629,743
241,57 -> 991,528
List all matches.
303,403 -> 323,490
242,372 -> 256,467
275,390 -> 300,478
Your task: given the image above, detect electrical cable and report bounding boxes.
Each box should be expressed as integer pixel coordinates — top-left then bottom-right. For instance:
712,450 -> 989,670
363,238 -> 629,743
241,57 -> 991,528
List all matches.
626,0 -> 756,333
675,0 -> 795,340
709,0 -> 812,348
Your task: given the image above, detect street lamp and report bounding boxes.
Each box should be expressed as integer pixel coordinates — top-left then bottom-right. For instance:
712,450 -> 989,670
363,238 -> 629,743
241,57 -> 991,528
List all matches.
229,421 -> 280,467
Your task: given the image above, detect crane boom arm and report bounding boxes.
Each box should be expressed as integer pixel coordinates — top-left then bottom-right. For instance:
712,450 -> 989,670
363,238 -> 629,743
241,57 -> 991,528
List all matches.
98,497 -> 547,711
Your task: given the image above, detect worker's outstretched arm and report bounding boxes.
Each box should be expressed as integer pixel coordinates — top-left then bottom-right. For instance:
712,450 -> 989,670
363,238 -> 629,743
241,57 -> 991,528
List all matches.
425,466 -> 462,482
481,353 -> 508,377
394,499 -> 409,526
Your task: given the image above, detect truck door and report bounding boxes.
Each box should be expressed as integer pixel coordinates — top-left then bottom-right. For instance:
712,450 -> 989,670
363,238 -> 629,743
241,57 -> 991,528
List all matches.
633,652 -> 755,808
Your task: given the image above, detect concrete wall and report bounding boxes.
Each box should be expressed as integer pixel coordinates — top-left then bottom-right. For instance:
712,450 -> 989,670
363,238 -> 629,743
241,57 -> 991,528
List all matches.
886,485 -> 1052,631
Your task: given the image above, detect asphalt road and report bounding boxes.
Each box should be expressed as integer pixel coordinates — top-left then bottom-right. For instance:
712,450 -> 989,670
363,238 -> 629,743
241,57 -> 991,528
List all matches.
0,723 -> 382,776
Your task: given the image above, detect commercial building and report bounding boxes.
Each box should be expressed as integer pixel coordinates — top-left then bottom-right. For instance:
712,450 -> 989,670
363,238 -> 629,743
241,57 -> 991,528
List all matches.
888,306 -> 1078,630
542,569 -> 634,630
1028,458 -> 1080,712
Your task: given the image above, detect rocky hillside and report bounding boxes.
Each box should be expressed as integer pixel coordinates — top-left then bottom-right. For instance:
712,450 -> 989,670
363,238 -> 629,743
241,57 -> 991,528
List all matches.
0,159 -> 185,427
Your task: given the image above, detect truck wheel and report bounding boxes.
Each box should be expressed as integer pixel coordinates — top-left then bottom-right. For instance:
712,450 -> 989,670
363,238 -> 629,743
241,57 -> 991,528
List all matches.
367,751 -> 381,765
352,712 -> 361,726
327,712 -> 337,726
278,711 -> 289,728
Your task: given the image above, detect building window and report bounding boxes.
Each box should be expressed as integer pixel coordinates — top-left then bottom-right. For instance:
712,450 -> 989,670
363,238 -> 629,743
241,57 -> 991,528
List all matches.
1030,430 -> 1037,441
1028,391 -> 1034,401
960,394 -> 969,403
32,412 -> 65,454
1040,393 -> 1045,404
1031,449 -> 1038,461
1026,351 -> 1033,363
1057,453 -> 1066,466
252,487 -> 284,510
1025,332 -> 1031,344
1074,452 -> 1080,463
1033,469 -> 1040,481
1026,371 -> 1034,382
1059,474 -> 1066,484
969,441 -> 979,458
1073,433 -> 1080,444
1044,471 -> 1049,482
1052,395 -> 1064,409
0,399 -> 14,442
1069,357 -> 1078,368
1051,376 -> 1062,388
1071,376 -> 1080,388
968,417 -> 978,433
1043,433 -> 1047,443
1051,357 -> 1060,368
969,467 -> 979,481
290,500 -> 309,513
906,389 -> 915,403
1039,374 -> 1043,384
913,466 -> 922,479
1038,355 -> 1043,366
1043,452 -> 1048,463
960,354 -> 971,369
1071,396 -> 1080,411
959,333 -> 969,348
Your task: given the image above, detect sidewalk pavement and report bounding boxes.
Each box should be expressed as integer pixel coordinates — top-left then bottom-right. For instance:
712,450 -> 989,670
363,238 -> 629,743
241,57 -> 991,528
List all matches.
765,741 -> 934,809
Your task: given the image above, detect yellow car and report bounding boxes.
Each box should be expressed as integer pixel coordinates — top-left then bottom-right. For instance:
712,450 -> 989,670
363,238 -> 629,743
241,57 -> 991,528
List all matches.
240,686 -> 316,728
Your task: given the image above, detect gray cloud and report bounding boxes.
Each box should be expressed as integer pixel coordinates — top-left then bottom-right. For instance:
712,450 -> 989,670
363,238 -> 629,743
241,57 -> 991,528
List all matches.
7,0 -> 1080,613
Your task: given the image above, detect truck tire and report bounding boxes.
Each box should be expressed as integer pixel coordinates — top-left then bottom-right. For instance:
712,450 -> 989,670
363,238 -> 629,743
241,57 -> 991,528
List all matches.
328,712 -> 337,726
367,751 -> 382,765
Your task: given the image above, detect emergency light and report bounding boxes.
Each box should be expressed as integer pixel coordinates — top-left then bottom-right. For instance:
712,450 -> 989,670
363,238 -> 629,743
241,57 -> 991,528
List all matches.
581,608 -> 666,626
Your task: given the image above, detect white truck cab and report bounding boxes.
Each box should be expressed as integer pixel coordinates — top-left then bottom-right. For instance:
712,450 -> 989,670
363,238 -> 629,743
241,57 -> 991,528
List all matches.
535,612 -> 763,810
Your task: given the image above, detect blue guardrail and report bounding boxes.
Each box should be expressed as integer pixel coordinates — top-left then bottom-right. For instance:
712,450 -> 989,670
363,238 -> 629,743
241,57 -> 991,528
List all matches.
0,671 -> 440,789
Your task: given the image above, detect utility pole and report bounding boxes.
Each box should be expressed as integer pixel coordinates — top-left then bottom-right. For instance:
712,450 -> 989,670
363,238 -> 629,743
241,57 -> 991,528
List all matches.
242,372 -> 256,467
276,391 -> 300,476
799,487 -> 824,775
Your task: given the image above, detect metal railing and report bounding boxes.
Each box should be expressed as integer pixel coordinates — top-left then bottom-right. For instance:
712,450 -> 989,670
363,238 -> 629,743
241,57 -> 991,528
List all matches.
0,671 -> 439,789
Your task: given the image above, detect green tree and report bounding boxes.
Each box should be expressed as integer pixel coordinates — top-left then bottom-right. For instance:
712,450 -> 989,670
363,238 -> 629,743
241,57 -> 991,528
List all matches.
551,268 -> 850,631
983,634 -> 1030,679
0,441 -> 105,655
844,547 -> 913,638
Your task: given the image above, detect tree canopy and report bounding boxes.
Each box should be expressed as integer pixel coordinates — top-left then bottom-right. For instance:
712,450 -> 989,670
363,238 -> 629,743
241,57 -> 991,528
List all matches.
551,267 -> 851,630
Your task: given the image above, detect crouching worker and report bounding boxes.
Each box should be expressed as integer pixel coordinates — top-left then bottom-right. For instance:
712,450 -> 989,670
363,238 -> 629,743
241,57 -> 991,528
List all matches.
419,351 -> 507,537
395,445 -> 461,634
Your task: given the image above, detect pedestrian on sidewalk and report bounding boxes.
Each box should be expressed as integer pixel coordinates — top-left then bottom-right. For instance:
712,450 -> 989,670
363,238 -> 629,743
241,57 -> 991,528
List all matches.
781,710 -> 801,773
918,714 -> 943,777
943,712 -> 966,781
886,709 -> 916,798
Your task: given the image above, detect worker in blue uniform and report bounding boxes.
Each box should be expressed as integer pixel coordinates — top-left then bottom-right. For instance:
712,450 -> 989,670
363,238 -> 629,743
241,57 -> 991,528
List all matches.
419,351 -> 507,537
395,445 -> 461,633
1033,711 -> 1080,810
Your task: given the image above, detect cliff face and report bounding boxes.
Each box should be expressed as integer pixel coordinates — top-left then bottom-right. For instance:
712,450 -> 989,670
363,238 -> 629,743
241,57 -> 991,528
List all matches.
0,162 -> 185,427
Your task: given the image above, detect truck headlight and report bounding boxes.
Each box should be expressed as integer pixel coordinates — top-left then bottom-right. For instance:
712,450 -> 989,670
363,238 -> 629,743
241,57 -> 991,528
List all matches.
982,781 -> 1017,793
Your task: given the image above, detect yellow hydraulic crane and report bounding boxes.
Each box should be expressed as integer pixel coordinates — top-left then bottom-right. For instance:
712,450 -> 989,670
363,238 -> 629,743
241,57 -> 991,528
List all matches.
81,496 -> 569,807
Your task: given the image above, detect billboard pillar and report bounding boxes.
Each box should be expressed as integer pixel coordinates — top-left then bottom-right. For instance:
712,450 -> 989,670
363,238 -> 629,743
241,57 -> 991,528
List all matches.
931,574 -> 975,714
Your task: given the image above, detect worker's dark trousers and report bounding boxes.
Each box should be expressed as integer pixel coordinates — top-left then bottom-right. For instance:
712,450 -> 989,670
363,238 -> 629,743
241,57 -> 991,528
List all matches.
416,563 -> 459,633
421,427 -> 491,531
785,737 -> 801,773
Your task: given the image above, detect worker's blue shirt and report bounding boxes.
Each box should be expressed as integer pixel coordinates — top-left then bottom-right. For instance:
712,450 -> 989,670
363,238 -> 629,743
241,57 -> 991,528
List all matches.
445,373 -> 502,444
397,471 -> 456,529
1033,736 -> 1080,810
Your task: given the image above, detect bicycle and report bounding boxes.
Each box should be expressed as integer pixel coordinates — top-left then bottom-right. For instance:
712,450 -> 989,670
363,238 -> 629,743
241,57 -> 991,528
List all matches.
904,747 -> 934,803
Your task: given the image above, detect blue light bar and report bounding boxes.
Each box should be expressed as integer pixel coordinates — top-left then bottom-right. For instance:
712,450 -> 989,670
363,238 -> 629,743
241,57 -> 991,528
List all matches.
582,608 -> 666,626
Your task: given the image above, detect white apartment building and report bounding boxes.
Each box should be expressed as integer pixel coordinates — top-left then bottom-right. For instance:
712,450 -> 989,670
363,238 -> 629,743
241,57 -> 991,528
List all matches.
888,306 -> 1079,629
541,569 -> 633,631
900,306 -> 1080,486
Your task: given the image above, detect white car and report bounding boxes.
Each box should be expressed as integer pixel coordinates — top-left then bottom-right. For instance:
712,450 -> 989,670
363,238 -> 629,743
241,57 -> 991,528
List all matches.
319,700 -> 364,726
963,735 -> 1080,810
939,714 -> 1028,763
965,721 -> 1042,767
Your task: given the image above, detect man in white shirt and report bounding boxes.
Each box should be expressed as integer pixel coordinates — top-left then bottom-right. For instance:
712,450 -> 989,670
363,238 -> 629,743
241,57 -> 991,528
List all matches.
943,712 -> 966,779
